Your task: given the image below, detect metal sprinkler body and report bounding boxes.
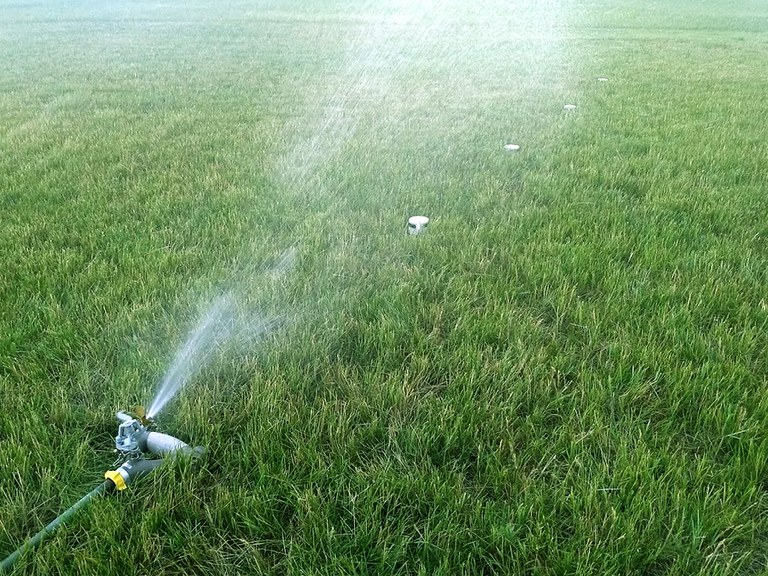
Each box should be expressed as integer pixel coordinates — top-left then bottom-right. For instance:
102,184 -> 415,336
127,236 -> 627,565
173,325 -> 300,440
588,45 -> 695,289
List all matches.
114,409 -> 198,457
115,410 -> 147,455
108,407 -> 204,490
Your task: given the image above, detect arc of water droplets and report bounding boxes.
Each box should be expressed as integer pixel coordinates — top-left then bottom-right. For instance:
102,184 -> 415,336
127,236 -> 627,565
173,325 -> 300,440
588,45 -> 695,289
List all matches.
146,250 -> 295,419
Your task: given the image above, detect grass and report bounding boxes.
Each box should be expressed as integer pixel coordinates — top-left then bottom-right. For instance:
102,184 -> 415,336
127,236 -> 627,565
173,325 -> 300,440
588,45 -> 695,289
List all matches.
2,0 -> 768,574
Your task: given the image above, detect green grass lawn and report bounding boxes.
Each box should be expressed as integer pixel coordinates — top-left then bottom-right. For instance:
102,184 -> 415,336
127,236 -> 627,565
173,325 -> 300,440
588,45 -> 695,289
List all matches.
2,1 -> 768,574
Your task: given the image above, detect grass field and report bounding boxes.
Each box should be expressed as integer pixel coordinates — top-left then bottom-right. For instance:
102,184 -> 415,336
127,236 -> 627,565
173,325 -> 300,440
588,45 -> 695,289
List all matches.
2,0 -> 768,574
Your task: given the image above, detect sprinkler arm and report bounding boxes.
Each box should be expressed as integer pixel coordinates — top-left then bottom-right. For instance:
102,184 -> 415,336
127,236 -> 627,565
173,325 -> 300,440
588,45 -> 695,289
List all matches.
136,429 -> 201,457
105,442 -> 204,491
104,458 -> 165,491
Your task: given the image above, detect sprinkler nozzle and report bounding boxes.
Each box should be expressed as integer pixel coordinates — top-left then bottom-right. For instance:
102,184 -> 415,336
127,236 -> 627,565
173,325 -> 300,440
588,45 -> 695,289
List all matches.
133,405 -> 153,427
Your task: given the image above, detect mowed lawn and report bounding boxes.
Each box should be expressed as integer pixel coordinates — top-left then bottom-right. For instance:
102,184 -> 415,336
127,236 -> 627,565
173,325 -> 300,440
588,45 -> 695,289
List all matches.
1,1 -> 768,574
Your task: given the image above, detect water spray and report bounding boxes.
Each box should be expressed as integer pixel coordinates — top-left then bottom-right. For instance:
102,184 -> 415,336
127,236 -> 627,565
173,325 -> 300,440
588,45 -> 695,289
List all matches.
0,407 -> 203,572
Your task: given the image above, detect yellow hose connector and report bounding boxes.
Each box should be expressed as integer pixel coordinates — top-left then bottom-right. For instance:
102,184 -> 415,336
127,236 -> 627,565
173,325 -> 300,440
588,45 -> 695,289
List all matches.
104,469 -> 127,491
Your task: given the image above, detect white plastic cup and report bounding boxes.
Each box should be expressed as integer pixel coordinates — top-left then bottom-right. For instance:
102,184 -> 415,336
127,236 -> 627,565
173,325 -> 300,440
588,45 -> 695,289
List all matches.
407,216 -> 429,235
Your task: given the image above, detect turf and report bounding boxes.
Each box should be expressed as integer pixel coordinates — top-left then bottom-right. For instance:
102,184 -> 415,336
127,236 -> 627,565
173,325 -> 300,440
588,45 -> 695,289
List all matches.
1,1 -> 768,574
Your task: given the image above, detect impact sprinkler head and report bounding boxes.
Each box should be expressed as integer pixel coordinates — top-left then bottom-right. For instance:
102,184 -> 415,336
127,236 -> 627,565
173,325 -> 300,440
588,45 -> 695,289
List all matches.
114,408 -> 203,459
115,406 -> 154,456
115,411 -> 146,456
108,409 -> 205,491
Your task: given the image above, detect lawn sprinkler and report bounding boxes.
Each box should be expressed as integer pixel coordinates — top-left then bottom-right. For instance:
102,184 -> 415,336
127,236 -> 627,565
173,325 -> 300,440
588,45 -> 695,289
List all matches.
407,215 -> 430,235
107,406 -> 203,490
0,407 -> 203,572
